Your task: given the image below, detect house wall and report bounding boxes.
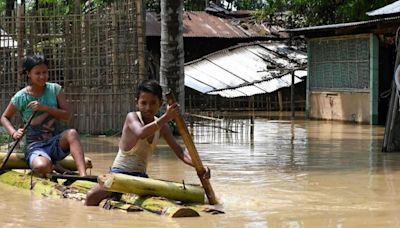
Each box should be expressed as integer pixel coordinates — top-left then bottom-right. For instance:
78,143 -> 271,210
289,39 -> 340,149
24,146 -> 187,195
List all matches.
306,34 -> 379,124
309,91 -> 369,123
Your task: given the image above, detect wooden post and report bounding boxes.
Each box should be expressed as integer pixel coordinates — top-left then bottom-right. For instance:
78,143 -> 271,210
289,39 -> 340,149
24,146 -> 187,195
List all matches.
74,0 -> 80,14
189,95 -> 194,134
291,70 -> 295,119
278,91 -> 283,111
249,96 -> 254,137
136,0 -> 146,81
382,38 -> 400,152
111,3 -> 118,131
16,2 -> 25,88
166,92 -> 218,205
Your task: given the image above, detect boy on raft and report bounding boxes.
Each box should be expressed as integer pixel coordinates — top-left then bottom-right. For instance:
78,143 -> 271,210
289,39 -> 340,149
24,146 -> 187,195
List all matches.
85,80 -> 210,206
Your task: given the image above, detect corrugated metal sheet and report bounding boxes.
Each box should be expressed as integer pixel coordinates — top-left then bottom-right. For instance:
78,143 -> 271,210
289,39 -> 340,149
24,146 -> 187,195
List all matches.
185,42 -> 307,98
367,1 -> 400,16
0,29 -> 17,48
146,11 -> 268,38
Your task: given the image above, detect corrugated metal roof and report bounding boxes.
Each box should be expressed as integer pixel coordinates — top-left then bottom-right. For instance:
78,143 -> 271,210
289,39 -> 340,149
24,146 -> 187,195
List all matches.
285,15 -> 400,34
0,29 -> 17,48
367,1 -> 400,16
184,42 -> 307,98
146,11 -> 270,38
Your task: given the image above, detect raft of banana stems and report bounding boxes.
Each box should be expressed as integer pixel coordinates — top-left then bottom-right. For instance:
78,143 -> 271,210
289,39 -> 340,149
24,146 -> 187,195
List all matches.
98,173 -> 205,204
0,148 -> 223,217
0,170 -> 223,217
0,152 -> 93,170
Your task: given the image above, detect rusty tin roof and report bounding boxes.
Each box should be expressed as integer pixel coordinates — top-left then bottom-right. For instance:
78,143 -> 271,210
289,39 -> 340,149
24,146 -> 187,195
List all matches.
146,11 -> 278,38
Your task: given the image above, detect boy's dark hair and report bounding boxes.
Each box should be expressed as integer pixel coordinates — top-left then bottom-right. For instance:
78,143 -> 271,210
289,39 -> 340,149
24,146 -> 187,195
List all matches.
136,79 -> 163,101
22,54 -> 48,74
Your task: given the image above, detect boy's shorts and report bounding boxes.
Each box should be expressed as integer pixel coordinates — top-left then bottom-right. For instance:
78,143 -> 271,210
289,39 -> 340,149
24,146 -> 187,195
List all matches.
25,133 -> 69,168
110,167 -> 149,178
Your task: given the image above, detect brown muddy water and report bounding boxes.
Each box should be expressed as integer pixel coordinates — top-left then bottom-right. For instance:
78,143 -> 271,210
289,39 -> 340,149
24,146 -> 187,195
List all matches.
2,119 -> 400,227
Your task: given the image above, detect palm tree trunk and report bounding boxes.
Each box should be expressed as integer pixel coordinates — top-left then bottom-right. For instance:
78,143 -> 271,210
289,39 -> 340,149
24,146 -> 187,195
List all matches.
160,0 -> 185,113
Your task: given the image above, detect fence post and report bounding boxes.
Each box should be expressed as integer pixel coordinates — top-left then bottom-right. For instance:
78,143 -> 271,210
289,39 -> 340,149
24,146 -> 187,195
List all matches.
16,2 -> 25,88
278,91 -> 283,111
136,0 -> 146,81
291,70 -> 295,119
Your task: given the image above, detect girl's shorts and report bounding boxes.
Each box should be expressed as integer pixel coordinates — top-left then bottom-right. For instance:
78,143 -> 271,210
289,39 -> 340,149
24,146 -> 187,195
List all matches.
25,133 -> 69,168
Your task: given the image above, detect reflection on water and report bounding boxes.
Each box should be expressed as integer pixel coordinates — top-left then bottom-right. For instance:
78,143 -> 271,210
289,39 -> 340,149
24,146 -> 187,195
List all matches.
2,119 -> 400,227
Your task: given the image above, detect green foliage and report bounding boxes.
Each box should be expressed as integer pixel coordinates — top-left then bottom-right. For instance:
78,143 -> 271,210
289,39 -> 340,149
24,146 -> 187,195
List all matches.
146,0 -> 160,12
1,0 -> 397,28
83,0 -> 114,12
102,129 -> 120,136
252,0 -> 398,26
0,1 -> 5,15
335,0 -> 397,23
252,0 -> 287,22
146,0 -> 206,12
184,0 -> 206,11
168,121 -> 179,136
25,0 -> 72,15
0,0 -> 115,16
0,128 -> 11,145
33,38 -> 64,53
288,0 -> 338,25
233,0 -> 265,10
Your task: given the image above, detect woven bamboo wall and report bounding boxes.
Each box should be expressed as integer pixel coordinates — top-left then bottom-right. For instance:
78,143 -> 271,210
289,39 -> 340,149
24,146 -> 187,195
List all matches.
308,34 -> 371,91
0,1 -> 145,134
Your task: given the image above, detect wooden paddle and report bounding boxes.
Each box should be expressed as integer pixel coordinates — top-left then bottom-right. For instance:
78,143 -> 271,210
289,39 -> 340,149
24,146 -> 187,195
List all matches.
166,92 -> 218,205
0,112 -> 36,170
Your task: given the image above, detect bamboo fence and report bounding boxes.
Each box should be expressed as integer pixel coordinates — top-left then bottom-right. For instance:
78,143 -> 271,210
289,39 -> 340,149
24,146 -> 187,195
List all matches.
0,0 -> 146,134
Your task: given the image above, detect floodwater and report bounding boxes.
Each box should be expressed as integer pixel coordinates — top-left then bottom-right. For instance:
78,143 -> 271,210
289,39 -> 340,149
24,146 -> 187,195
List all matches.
2,118 -> 400,227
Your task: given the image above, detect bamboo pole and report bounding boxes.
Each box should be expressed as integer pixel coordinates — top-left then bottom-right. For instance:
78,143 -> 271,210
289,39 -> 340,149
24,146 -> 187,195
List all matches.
0,112 -> 36,170
278,91 -> 283,111
136,0 -> 146,81
291,70 -> 295,119
382,39 -> 400,152
166,92 -> 218,205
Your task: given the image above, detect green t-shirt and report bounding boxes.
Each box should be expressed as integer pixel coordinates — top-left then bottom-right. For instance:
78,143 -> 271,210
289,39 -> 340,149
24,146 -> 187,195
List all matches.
11,82 -> 63,144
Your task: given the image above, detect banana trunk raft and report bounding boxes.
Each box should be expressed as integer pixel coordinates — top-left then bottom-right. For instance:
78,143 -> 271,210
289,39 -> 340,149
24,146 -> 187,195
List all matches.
0,152 -> 93,170
0,170 -> 223,217
98,173 -> 205,203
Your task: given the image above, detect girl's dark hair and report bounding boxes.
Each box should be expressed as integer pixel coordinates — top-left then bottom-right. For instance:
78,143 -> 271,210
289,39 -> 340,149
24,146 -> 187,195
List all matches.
22,54 -> 48,74
136,80 -> 163,101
